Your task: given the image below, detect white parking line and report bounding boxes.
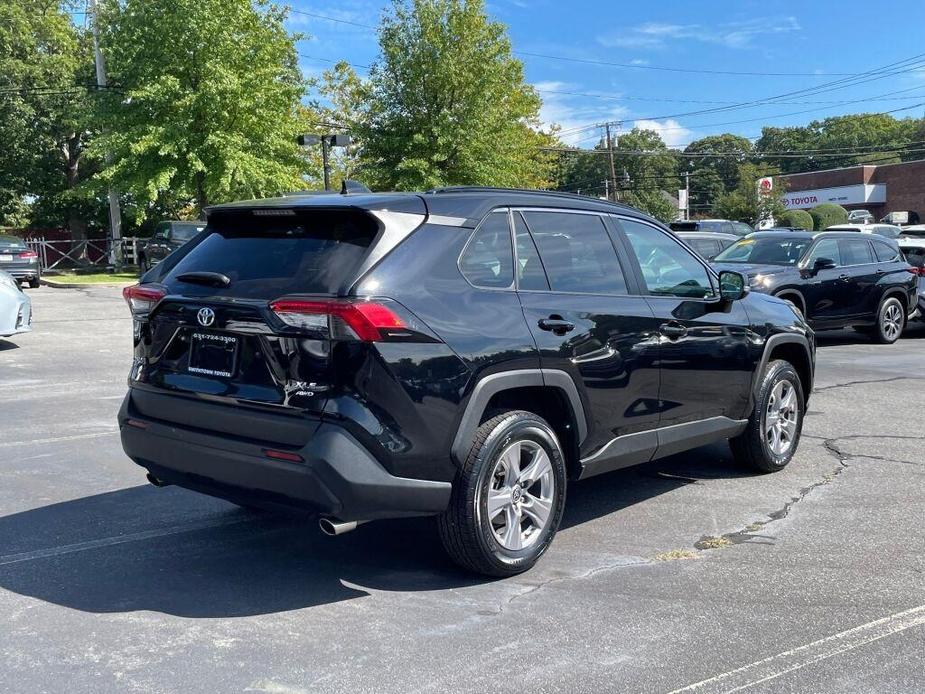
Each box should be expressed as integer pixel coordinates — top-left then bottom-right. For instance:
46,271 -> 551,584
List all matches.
0,516 -> 254,567
0,431 -> 119,448
667,604 -> 925,693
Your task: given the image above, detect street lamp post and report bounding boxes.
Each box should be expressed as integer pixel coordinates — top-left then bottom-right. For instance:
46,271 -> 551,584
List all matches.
298,133 -> 352,191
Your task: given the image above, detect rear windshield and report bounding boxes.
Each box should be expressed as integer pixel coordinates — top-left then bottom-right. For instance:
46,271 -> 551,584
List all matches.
160,209 -> 379,298
0,237 -> 26,251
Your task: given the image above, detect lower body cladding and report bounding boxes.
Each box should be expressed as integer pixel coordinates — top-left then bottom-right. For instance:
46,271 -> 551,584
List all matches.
118,392 -> 452,531
0,292 -> 31,337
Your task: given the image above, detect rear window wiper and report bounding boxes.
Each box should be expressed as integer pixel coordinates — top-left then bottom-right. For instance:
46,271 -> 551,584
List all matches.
175,271 -> 231,288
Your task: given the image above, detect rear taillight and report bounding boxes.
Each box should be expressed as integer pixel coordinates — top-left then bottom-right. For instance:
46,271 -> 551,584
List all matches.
269,299 -> 407,342
905,266 -> 925,276
123,284 -> 166,314
18,250 -> 37,259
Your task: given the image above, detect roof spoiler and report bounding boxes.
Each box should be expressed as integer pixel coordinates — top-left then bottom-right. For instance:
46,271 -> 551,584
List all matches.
341,180 -> 371,195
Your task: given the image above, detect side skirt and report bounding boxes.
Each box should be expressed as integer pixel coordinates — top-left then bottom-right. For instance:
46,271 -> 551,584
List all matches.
578,416 -> 748,480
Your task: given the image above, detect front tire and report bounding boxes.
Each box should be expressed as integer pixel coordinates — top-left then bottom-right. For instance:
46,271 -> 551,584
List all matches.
874,297 -> 905,344
731,360 -> 804,473
438,411 -> 567,577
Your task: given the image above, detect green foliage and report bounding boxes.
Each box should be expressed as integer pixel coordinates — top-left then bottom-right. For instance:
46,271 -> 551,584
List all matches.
358,0 -> 555,190
92,0 -> 308,215
0,0 -> 102,233
686,166 -> 724,216
715,163 -> 785,227
622,190 -> 675,223
810,203 -> 848,231
683,134 -> 753,192
775,208 -> 813,230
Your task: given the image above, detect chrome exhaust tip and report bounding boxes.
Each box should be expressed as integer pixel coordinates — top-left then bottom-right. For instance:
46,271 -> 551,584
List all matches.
146,473 -> 170,488
319,517 -> 361,536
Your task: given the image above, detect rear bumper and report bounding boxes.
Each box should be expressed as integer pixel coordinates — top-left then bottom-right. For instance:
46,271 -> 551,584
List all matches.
1,265 -> 40,280
118,393 -> 452,521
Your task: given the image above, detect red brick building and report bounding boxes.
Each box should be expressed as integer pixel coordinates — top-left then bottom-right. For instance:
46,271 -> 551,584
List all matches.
776,159 -> 925,221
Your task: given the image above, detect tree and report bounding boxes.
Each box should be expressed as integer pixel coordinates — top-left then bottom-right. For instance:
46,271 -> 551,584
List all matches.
683,134 -> 753,192
358,0 -> 555,190
809,203 -> 848,231
686,166 -> 724,216
92,0 -> 308,216
0,1 -> 101,235
776,209 -> 813,230
614,127 -> 679,220
715,163 -> 784,227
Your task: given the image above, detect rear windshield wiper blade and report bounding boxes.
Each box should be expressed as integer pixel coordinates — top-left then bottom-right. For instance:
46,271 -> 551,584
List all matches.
175,271 -> 231,288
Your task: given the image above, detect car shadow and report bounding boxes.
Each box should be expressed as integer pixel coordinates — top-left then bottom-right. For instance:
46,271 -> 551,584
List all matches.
0,339 -> 20,351
0,443 -> 744,617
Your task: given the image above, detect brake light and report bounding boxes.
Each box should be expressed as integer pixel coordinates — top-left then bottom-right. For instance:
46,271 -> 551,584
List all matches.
17,250 -> 37,259
269,299 -> 406,342
906,266 -> 925,276
123,284 -> 166,314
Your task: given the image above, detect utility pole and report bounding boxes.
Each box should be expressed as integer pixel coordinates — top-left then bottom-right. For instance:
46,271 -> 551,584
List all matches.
90,0 -> 122,267
603,179 -> 609,200
298,133 -> 351,191
605,122 -> 619,203
321,137 -> 331,191
684,171 -> 691,220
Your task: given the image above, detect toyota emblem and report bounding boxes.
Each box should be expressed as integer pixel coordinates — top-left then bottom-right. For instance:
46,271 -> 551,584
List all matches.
197,307 -> 215,327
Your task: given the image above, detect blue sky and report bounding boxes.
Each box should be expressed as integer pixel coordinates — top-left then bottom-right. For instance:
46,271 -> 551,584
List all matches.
289,0 -> 925,148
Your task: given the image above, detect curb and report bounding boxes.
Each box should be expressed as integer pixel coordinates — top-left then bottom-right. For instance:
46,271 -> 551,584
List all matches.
40,278 -> 136,289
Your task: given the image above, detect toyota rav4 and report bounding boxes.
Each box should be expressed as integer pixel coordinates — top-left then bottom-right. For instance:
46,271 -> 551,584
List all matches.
119,187 -> 815,576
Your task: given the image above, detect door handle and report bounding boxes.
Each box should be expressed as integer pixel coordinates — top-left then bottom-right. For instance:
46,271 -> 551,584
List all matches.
660,322 -> 688,339
538,317 -> 575,335
838,274 -> 850,280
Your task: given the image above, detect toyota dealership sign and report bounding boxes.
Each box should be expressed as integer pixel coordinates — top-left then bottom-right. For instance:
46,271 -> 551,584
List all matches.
782,183 -> 886,209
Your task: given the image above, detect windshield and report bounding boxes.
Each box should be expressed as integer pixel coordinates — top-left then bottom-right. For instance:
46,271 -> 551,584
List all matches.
713,237 -> 811,265
697,221 -> 726,233
172,223 -> 206,242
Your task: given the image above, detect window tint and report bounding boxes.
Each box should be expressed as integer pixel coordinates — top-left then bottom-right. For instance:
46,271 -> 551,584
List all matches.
872,240 -> 900,263
685,238 -> 717,259
513,212 -> 549,291
872,225 -> 901,239
621,219 -> 713,298
163,208 -> 378,298
459,212 -> 514,289
806,238 -> 842,267
733,222 -> 753,236
172,222 -> 205,242
522,212 -> 627,294
839,238 -> 874,265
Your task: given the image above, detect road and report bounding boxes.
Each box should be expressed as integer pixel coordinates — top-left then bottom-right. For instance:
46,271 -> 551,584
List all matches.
0,286 -> 922,693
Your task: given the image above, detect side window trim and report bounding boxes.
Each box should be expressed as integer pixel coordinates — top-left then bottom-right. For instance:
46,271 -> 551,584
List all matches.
511,209 -> 551,292
457,208 -> 515,291
610,215 -> 718,299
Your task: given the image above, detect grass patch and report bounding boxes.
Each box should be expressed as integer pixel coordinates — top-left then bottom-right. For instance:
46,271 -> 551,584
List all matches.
695,536 -> 732,550
655,549 -> 699,562
46,272 -> 139,285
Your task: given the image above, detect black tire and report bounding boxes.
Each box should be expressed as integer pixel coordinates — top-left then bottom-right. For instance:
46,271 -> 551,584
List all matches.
438,411 -> 567,577
28,278 -> 40,289
873,296 -> 905,344
731,360 -> 804,473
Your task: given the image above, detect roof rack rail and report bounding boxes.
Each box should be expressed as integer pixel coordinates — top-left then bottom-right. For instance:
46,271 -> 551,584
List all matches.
425,186 -> 636,209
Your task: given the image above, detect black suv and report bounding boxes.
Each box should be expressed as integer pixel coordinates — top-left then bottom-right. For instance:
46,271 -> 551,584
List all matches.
120,188 -> 814,576
712,231 -> 917,343
137,221 -> 206,273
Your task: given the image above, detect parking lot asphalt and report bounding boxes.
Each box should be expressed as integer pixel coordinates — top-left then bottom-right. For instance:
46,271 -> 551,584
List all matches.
0,286 -> 922,694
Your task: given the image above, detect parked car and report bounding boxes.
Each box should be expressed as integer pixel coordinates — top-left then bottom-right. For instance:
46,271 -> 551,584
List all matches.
880,210 -> 919,226
120,187 -> 814,576
824,223 -> 903,239
137,221 -> 206,273
673,230 -> 739,259
712,231 -> 916,343
898,237 -> 925,322
764,226 -> 811,233
0,270 -> 32,338
0,235 -> 40,288
847,209 -> 874,224
899,224 -> 925,239
669,219 -> 753,237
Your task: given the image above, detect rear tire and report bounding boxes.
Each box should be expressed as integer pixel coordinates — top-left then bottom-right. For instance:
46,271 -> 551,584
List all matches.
438,411 -> 567,577
731,360 -> 804,473
28,278 -> 40,289
874,296 -> 905,344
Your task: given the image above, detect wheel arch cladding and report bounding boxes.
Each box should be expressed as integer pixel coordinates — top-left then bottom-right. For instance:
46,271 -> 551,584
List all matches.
451,369 -> 587,475
763,337 -> 813,404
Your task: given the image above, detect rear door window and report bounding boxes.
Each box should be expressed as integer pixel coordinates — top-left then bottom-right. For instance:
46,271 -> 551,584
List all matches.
522,211 -> 627,295
838,238 -> 874,266
162,208 -> 380,298
459,212 -> 514,289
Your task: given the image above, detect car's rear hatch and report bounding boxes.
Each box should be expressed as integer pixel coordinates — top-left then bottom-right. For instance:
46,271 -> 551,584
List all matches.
128,201 -> 427,431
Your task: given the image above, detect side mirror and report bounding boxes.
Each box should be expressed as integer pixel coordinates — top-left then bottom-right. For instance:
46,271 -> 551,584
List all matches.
812,257 -> 836,273
718,270 -> 748,301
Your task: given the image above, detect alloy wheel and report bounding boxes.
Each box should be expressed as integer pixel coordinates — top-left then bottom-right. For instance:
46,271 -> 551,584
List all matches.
764,379 -> 799,456
881,303 -> 903,342
485,440 -> 555,551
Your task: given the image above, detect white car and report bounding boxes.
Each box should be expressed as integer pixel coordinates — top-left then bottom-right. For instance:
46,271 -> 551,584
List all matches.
0,270 -> 32,338
824,223 -> 904,239
898,237 -> 925,322
847,209 -> 874,223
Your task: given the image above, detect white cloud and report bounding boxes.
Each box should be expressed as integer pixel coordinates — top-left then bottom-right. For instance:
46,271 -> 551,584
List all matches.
535,81 -> 628,145
632,119 -> 693,149
599,16 -> 801,50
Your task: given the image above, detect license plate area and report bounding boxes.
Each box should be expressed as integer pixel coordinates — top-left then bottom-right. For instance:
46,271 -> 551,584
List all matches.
187,331 -> 238,378
0,254 -> 12,262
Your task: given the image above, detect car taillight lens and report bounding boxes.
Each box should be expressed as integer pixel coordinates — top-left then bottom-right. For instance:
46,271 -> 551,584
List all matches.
905,266 -> 925,276
18,250 -> 37,259
269,299 -> 407,342
123,284 -> 166,314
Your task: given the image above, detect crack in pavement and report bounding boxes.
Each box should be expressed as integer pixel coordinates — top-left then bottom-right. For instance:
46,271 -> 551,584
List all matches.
814,434 -> 924,467
813,376 -> 925,393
